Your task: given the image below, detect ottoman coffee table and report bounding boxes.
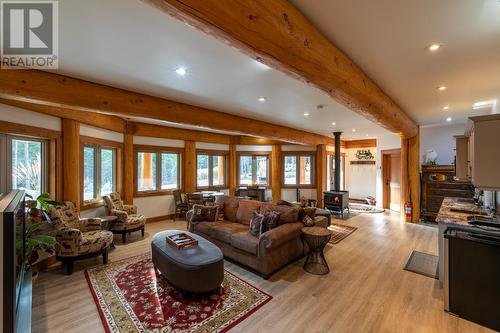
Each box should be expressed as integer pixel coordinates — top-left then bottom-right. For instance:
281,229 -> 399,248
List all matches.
151,230 -> 224,293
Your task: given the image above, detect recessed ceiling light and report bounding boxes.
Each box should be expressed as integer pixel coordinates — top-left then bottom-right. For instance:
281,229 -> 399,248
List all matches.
175,67 -> 187,76
437,86 -> 447,91
426,43 -> 443,52
365,134 -> 369,137
303,112 -> 310,117
331,122 -> 336,126
443,105 -> 449,110
258,96 -> 267,102
352,128 -> 356,132
446,117 -> 452,122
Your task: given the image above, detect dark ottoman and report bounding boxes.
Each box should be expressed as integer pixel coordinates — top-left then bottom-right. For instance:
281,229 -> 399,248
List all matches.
151,230 -> 224,293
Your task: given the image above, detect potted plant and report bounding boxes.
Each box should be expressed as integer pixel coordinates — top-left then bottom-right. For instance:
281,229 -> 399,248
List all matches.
18,193 -> 62,281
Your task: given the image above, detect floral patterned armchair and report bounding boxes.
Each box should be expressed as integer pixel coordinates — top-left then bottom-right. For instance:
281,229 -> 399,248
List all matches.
103,192 -> 145,244
49,201 -> 113,275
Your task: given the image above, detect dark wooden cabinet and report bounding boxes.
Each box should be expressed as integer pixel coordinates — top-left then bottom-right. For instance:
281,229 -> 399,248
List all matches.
421,165 -> 474,222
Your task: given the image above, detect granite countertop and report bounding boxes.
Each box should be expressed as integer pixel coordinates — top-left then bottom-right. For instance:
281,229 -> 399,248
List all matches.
435,197 -> 489,225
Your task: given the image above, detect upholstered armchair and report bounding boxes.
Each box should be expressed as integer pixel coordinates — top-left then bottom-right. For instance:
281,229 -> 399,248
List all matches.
49,201 -> 113,275
103,192 -> 145,244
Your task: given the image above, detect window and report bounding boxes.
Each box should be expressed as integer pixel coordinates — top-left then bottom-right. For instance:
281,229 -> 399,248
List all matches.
239,154 -> 269,186
0,135 -> 48,198
136,149 -> 181,193
283,153 -> 314,186
82,144 -> 117,202
197,153 -> 226,188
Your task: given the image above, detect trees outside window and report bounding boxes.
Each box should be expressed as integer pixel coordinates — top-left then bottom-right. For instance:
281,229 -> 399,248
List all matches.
197,153 -> 226,189
137,149 -> 180,193
83,145 -> 117,201
239,154 -> 269,186
282,153 -> 314,186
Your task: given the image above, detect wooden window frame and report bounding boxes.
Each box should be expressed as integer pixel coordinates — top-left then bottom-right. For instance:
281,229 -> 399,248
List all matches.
236,151 -> 272,188
80,136 -> 122,209
133,145 -> 183,197
196,149 -> 228,190
282,151 -> 316,188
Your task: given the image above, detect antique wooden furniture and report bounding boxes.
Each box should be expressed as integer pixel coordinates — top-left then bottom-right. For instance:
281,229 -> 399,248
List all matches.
420,165 -> 474,222
173,189 -> 189,221
235,186 -> 266,201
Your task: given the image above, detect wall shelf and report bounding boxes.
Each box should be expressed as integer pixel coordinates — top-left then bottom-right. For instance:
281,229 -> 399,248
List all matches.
350,160 -> 376,165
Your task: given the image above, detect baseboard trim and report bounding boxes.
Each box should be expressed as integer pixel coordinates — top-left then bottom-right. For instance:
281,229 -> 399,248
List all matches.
146,214 -> 174,223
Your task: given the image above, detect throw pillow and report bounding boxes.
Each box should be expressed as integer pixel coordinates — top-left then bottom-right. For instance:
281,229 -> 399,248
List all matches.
191,204 -> 219,222
216,202 -> 225,221
261,210 -> 281,233
249,211 -> 263,237
303,207 -> 316,218
302,214 -> 315,227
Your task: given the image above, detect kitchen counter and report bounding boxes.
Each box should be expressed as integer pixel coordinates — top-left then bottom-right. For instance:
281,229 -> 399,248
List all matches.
435,197 -> 488,225
436,197 -> 490,284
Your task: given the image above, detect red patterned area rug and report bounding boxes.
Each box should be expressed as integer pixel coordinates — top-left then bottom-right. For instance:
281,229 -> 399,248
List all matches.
85,253 -> 272,333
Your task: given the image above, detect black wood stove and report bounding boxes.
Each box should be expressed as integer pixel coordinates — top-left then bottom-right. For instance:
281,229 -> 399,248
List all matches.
323,132 -> 350,217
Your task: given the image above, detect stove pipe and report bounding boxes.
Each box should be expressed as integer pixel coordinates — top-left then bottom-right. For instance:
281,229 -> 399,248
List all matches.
333,132 -> 342,191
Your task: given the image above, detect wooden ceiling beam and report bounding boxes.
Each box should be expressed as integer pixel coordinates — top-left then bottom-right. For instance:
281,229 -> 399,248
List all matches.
0,98 -> 125,133
143,0 -> 418,138
0,70 -> 333,145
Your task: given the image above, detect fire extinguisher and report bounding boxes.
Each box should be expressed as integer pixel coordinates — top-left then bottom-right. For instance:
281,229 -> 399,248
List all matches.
404,202 -> 413,221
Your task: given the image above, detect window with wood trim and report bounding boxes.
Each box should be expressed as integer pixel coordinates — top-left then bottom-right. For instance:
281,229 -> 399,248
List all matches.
238,153 -> 270,186
197,152 -> 227,189
0,134 -> 48,198
82,144 -> 117,201
283,152 -> 314,186
136,149 -> 181,194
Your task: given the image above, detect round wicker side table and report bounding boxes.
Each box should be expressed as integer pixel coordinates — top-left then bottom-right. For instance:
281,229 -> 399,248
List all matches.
301,226 -> 333,275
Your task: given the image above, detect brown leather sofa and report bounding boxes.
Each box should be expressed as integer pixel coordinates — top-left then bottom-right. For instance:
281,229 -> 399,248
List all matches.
187,196 -> 305,279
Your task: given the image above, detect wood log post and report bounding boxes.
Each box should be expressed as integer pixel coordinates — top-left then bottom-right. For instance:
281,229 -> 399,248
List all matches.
123,131 -> 134,205
184,140 -> 196,193
271,145 -> 282,202
228,142 -> 237,196
316,144 -> 327,208
401,128 -> 420,223
62,119 -> 80,207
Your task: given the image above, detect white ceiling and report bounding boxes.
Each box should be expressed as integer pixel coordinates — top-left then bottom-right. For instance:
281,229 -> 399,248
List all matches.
54,0 -> 391,140
290,0 -> 500,126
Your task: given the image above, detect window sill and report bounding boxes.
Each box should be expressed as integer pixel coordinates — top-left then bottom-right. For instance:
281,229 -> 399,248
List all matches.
81,200 -> 105,211
281,185 -> 317,189
134,190 -> 177,198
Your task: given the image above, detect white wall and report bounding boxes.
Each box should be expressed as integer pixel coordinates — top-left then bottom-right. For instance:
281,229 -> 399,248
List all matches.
80,124 -> 123,142
420,123 -> 466,165
196,142 -> 229,150
236,145 -> 272,151
344,147 -> 377,199
281,188 -> 317,202
133,136 -> 184,147
0,103 -> 61,130
375,133 -> 401,207
134,196 -> 175,219
281,145 -> 316,152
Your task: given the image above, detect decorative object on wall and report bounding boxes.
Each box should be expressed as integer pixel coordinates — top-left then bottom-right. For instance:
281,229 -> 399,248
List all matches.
423,149 -> 438,165
355,149 -> 374,160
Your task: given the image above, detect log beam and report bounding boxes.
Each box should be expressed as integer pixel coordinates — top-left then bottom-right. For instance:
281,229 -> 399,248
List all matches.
316,144 -> 327,207
143,0 -> 418,138
401,129 -> 420,223
184,140 -> 196,193
228,143 -> 238,196
271,145 -> 282,202
123,132 -> 134,204
0,70 -> 333,145
62,119 -> 80,207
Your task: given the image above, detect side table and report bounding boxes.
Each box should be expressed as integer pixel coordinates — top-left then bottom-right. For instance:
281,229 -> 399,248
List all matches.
100,215 -> 118,248
301,226 -> 333,275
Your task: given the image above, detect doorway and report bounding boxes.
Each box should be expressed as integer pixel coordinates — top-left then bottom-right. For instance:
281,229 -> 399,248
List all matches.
382,149 -> 401,212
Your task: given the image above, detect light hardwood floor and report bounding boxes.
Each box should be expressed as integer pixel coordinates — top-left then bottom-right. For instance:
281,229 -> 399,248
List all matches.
31,212 -> 494,333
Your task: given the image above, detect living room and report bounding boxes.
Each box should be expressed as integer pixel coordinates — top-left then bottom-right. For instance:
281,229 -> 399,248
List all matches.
1,0 -> 499,332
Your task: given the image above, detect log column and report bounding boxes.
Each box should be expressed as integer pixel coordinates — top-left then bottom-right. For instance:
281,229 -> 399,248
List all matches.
62,119 -> 80,207
316,144 -> 327,208
401,128 -> 420,223
271,145 -> 282,202
123,131 -> 134,204
184,140 -> 196,193
228,142 -> 237,196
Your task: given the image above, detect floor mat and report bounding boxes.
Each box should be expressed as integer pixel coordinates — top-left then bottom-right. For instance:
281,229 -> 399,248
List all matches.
403,250 -> 438,279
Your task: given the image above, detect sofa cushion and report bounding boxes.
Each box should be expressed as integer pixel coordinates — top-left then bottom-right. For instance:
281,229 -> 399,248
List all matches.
191,204 -> 218,222
230,232 -> 258,255
216,196 -> 240,222
260,203 -> 299,224
194,220 -> 247,244
236,200 -> 262,225
249,211 -> 264,237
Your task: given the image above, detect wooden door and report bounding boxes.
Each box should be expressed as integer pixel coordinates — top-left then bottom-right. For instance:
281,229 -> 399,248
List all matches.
382,149 -> 401,212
